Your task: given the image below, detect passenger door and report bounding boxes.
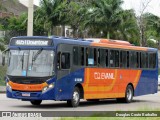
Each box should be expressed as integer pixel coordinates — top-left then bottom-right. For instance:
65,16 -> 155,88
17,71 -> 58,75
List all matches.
56,44 -> 72,100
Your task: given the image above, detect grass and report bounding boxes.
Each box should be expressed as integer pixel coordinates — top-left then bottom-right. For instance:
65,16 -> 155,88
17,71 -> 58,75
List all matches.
0,65 -> 7,86
0,79 -> 5,86
60,108 -> 160,120
61,117 -> 160,120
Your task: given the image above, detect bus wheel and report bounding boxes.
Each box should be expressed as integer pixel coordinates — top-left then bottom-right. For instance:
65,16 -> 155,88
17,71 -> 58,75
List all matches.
117,85 -> 133,103
67,87 -> 80,107
125,85 -> 133,103
30,100 -> 42,105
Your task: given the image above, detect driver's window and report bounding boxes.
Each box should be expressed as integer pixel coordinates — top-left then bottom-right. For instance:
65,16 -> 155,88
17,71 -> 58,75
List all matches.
61,53 -> 70,69
57,52 -> 70,70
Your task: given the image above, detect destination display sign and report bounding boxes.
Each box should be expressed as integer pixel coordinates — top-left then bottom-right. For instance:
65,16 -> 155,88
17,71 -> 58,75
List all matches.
10,39 -> 53,46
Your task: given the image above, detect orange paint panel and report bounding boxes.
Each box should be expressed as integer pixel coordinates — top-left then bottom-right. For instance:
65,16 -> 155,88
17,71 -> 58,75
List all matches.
85,93 -> 125,99
100,39 -> 131,46
9,81 -> 48,91
82,68 -> 142,99
91,42 -> 148,51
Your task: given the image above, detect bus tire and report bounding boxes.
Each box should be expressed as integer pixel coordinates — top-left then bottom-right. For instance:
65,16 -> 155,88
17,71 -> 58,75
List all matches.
117,85 -> 133,103
125,85 -> 133,103
30,100 -> 42,105
67,87 -> 80,107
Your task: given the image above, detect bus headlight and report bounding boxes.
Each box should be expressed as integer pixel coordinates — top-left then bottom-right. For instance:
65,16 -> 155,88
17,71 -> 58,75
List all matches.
6,82 -> 12,91
42,83 -> 54,93
48,83 -> 54,88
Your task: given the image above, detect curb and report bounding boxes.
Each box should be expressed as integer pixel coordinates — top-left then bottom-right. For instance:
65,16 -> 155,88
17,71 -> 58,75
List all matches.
0,86 -> 6,93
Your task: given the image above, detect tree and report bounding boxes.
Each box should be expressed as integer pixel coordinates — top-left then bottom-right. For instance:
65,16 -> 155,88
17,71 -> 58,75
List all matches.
35,0 -> 68,35
84,0 -> 124,38
136,0 -> 153,46
0,0 -> 18,51
33,10 -> 48,36
65,1 -> 89,38
113,9 -> 140,45
142,13 -> 160,48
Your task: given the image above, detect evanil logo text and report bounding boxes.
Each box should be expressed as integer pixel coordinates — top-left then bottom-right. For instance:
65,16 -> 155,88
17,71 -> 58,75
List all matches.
94,72 -> 115,80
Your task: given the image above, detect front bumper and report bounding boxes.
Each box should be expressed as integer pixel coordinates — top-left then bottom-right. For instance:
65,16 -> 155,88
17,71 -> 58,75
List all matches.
6,79 -> 56,100
6,87 -> 56,100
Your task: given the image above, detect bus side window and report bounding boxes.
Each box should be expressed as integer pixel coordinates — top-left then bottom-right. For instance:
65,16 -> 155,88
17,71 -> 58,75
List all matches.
86,48 -> 88,66
136,52 -> 140,68
73,46 -> 78,65
98,49 -> 106,67
61,53 -> 70,69
130,51 -> 137,68
115,50 -> 119,67
149,53 -> 156,68
86,48 -> 94,66
120,51 -> 127,68
153,53 -> 156,68
141,52 -> 147,68
109,50 -> 114,67
146,53 -> 149,68
140,52 -> 142,68
106,49 -> 108,67
80,47 -> 84,66
110,50 -> 119,68
94,48 -> 97,66
127,51 -> 129,68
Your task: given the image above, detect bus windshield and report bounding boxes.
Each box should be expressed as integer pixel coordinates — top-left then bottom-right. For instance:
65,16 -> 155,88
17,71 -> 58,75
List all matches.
7,50 -> 54,77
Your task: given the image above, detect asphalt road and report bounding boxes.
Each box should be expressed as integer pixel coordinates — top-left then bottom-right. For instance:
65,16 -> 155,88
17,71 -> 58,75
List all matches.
0,92 -> 160,111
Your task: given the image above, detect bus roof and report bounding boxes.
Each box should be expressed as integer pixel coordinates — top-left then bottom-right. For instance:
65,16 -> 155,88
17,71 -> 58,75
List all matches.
85,38 -> 157,52
10,36 -> 157,52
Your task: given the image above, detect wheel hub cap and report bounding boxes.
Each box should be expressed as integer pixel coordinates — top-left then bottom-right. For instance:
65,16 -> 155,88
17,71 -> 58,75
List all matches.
73,91 -> 79,104
127,89 -> 132,100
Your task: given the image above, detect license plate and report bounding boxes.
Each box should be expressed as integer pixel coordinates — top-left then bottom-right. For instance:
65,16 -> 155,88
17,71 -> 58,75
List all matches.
22,93 -> 30,97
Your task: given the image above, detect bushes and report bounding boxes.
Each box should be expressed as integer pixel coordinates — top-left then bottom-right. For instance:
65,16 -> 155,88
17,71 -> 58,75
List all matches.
0,65 -> 7,86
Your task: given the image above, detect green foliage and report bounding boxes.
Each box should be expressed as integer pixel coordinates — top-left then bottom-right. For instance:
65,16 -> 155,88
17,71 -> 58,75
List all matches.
0,17 -> 10,30
36,0 -> 68,35
0,0 -> 160,48
61,117 -> 160,120
84,0 -> 123,37
0,38 -> 6,51
0,65 -> 7,86
115,10 -> 140,45
140,13 -> 160,47
65,1 -> 89,37
60,108 -> 160,120
147,40 -> 157,48
7,13 -> 27,31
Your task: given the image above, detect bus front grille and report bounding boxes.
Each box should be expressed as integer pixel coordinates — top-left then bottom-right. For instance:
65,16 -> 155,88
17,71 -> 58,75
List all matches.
8,76 -> 51,84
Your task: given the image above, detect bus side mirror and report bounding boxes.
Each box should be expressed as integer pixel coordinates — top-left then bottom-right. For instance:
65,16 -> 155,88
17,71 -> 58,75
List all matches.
2,55 -> 5,66
2,48 -> 9,66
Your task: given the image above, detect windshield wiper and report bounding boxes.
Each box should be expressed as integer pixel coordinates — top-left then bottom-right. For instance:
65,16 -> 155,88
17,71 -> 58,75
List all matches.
32,48 -> 43,62
20,52 -> 24,70
18,48 -> 24,70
